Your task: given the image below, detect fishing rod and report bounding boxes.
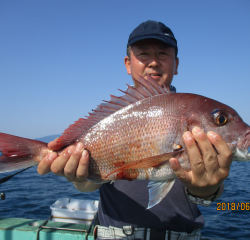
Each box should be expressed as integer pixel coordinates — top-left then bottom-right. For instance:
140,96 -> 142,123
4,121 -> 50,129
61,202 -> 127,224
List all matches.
0,167 -> 33,200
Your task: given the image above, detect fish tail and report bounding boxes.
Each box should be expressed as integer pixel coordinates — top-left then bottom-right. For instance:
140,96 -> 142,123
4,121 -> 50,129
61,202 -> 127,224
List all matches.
0,132 -> 48,173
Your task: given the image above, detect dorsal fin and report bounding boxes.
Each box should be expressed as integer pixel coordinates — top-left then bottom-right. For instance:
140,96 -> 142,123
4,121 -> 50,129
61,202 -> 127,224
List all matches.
55,75 -> 172,148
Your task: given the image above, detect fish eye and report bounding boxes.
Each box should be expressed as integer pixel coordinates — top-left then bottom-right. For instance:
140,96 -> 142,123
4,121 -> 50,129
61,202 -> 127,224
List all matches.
213,110 -> 228,126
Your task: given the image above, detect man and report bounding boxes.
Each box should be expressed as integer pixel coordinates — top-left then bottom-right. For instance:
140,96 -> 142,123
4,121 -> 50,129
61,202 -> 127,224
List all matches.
38,21 -> 232,239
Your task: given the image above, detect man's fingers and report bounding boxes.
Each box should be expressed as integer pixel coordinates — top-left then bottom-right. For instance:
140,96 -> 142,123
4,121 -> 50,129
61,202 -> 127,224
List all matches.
192,127 -> 218,172
75,150 -> 90,182
183,130 -> 205,178
207,131 -> 233,170
64,143 -> 85,182
38,140 -> 90,184
37,152 -> 58,175
50,147 -> 72,176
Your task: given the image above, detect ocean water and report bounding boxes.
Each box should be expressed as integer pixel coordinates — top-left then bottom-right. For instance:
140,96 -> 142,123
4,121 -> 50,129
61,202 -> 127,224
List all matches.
0,136 -> 250,239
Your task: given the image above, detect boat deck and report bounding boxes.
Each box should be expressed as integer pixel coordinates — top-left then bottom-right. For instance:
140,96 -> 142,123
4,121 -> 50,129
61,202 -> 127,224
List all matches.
0,217 -> 95,240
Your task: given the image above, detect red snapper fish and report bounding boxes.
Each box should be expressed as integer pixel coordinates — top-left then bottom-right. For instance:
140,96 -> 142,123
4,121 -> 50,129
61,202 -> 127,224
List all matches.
1,75 -> 250,208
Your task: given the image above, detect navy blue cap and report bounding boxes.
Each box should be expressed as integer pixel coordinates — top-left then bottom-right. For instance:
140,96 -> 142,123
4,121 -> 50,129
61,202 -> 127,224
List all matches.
128,20 -> 177,53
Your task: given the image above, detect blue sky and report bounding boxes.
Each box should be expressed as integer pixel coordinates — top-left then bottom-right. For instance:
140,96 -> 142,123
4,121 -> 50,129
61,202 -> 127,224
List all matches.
0,1 -> 250,139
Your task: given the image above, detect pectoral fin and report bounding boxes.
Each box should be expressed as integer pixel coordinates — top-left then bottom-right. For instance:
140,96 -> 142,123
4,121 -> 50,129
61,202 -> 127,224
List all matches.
105,150 -> 183,178
147,179 -> 176,209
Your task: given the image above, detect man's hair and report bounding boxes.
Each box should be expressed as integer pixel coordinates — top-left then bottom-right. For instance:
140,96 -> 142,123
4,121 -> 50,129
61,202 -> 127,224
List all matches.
126,44 -> 178,60
126,45 -> 132,60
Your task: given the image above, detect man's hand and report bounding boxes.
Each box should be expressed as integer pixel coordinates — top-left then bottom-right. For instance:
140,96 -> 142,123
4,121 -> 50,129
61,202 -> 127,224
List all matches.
169,126 -> 233,198
38,139 -> 88,182
37,139 -> 102,192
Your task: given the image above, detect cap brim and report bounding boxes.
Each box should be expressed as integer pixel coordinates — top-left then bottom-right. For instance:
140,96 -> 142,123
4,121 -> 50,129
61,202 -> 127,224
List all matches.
128,34 -> 177,48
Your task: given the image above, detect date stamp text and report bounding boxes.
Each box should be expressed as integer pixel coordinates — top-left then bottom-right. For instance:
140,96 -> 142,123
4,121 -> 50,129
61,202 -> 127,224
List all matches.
217,202 -> 250,211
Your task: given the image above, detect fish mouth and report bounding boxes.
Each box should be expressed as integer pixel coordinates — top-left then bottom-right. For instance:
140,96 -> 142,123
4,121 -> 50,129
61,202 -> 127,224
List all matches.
231,129 -> 250,162
233,147 -> 250,162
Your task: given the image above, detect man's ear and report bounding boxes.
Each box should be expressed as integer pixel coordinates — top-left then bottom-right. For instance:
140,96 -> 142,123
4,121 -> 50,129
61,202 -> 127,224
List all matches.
124,56 -> 131,75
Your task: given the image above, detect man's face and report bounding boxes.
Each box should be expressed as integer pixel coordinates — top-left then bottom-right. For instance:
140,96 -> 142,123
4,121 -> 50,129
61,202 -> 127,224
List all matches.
124,39 -> 179,88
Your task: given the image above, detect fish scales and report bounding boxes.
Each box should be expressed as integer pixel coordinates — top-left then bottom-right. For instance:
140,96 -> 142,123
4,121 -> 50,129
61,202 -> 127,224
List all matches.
81,93 -> 194,181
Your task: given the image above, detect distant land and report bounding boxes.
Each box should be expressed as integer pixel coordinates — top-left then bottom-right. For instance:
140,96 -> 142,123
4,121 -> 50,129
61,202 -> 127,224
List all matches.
35,134 -> 61,143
